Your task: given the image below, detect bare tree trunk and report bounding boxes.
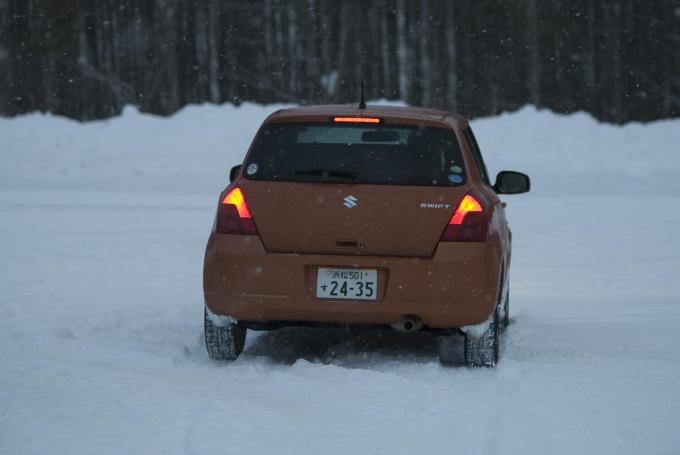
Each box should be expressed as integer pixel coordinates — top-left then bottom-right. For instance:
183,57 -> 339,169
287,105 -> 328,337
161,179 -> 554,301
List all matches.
585,0 -> 596,99
419,0 -> 431,106
162,5 -> 180,111
662,0 -> 674,115
318,0 -> 337,100
610,3 -> 622,123
264,0 -> 273,86
527,0 -> 540,107
380,0 -> 391,96
207,0 -> 220,103
396,0 -> 409,102
445,1 -> 457,111
337,2 -> 349,97
304,0 -> 320,102
194,2 -> 209,100
274,0 -> 284,95
287,2 -> 298,96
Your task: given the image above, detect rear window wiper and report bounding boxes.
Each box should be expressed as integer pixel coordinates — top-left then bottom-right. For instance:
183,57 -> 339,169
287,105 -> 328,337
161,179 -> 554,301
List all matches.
293,169 -> 358,180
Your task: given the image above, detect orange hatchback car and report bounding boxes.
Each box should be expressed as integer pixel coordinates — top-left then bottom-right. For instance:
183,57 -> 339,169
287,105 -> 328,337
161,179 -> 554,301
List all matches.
203,104 -> 529,367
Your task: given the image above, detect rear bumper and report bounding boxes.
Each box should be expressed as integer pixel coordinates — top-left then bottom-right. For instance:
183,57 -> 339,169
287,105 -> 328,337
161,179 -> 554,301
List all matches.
203,234 -> 500,329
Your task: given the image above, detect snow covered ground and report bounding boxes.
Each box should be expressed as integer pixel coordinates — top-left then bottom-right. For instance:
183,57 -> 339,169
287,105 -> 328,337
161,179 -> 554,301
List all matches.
1,103 -> 679,454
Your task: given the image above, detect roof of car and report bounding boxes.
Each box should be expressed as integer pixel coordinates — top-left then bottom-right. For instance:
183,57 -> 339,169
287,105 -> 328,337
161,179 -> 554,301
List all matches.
264,104 -> 468,128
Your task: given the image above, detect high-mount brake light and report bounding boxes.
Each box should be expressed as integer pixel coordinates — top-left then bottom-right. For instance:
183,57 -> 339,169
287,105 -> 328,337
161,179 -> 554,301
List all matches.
440,194 -> 487,242
332,116 -> 382,124
217,186 -> 257,235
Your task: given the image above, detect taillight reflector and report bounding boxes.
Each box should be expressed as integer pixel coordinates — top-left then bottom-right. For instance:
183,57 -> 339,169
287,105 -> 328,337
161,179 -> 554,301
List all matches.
332,116 -> 381,124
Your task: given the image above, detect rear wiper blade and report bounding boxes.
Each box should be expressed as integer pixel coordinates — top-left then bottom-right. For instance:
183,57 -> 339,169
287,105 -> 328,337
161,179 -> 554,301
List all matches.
293,169 -> 357,180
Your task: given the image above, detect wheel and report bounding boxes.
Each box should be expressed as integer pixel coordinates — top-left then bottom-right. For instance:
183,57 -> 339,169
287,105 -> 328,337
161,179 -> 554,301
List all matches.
464,306 -> 500,367
204,307 -> 246,360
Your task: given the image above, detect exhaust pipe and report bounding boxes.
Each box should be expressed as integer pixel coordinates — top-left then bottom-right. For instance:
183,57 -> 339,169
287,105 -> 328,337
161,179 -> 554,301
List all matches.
391,315 -> 424,333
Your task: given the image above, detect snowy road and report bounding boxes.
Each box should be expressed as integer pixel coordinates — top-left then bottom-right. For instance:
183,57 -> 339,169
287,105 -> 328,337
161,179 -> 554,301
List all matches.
1,104 -> 680,454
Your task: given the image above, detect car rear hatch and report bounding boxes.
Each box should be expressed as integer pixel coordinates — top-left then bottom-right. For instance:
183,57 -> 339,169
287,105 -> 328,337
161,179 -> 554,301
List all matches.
240,181 -> 468,257
239,119 -> 469,258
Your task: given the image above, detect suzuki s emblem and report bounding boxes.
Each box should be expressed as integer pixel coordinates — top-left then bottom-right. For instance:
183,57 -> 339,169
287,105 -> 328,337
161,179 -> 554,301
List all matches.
343,195 -> 358,209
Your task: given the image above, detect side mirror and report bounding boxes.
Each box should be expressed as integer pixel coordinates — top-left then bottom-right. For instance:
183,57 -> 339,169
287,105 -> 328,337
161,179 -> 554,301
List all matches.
494,171 -> 530,194
229,164 -> 242,182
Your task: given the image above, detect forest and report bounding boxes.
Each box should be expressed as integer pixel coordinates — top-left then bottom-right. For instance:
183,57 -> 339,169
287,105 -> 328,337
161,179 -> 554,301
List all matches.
1,0 -> 679,123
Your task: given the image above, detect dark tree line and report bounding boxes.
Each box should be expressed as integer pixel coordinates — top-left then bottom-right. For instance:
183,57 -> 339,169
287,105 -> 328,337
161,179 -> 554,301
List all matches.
1,0 -> 679,123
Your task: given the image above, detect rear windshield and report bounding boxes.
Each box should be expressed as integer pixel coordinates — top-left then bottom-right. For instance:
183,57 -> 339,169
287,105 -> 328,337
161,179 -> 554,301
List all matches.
243,123 -> 466,186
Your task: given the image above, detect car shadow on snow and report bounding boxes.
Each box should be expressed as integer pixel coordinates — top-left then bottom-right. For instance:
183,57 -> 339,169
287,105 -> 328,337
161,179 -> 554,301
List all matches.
243,327 -> 467,367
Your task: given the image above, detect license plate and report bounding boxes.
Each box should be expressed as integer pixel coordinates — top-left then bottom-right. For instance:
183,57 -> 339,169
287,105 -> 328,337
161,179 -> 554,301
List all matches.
316,268 -> 377,300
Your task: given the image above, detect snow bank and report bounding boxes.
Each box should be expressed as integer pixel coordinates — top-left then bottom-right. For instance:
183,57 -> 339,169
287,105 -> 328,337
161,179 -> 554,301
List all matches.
3,102 -> 678,194
476,106 -> 680,177
0,102 -> 290,193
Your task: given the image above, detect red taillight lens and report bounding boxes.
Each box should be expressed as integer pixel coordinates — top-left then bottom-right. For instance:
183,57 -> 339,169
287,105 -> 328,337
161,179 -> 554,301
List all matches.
222,187 -> 252,218
216,186 -> 258,235
440,194 -> 487,242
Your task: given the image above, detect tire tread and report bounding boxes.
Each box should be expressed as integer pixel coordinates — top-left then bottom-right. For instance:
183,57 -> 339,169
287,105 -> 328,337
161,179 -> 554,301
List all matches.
204,308 -> 246,360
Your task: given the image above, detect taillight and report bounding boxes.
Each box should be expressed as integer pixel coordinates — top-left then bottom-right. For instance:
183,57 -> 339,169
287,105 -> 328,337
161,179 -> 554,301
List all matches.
216,186 -> 258,235
440,194 -> 487,242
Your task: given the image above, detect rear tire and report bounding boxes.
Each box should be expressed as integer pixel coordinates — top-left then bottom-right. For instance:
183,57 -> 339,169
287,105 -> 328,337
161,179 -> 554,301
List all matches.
464,307 -> 500,367
204,307 -> 246,361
